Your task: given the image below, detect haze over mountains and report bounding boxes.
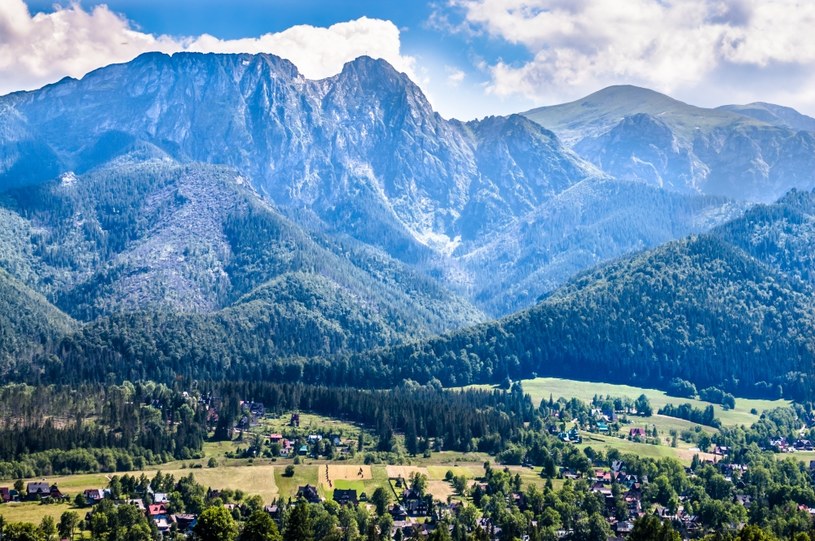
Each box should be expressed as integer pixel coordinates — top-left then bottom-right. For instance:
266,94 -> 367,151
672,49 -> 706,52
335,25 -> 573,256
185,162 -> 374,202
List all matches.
1,52 -> 814,397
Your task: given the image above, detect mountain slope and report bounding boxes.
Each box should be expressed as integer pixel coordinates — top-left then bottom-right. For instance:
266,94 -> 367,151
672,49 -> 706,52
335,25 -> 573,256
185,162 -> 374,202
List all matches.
352,192 -> 815,400
464,179 -> 743,313
0,53 -> 746,315
0,268 -> 74,376
0,155 -> 485,350
523,86 -> 815,202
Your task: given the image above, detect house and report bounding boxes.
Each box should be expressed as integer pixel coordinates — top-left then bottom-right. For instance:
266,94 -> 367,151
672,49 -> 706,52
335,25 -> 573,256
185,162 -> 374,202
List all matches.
735,494 -> 752,508
616,521 -> 634,534
298,445 -> 309,456
402,488 -> 429,516
154,517 -> 173,534
128,499 -> 146,511
0,487 -> 10,503
148,503 -> 169,520
391,519 -> 416,539
174,514 -> 197,534
629,428 -> 646,439
83,489 -> 106,505
594,469 -> 612,483
153,492 -> 169,504
264,505 -> 280,519
296,485 -> 322,504
559,427 -> 582,443
596,421 -> 609,433
269,434 -> 283,444
390,504 -> 408,521
561,468 -> 581,480
333,489 -> 358,506
27,482 -> 51,499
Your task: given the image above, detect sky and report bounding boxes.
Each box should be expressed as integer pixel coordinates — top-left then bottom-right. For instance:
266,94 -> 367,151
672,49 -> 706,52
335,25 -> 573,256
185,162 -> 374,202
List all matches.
2,0 -> 815,120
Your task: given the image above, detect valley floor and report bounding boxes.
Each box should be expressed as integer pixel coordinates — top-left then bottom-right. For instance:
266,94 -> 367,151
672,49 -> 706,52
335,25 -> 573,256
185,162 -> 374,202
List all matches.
0,382 -> 798,528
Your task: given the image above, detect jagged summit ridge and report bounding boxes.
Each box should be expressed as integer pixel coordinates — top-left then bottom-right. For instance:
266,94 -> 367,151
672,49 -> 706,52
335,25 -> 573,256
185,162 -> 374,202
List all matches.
0,53 -> 741,315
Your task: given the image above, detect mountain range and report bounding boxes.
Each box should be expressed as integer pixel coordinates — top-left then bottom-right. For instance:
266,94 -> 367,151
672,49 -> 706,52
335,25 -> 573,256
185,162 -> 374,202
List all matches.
524,85 -> 815,202
1,52 -> 814,396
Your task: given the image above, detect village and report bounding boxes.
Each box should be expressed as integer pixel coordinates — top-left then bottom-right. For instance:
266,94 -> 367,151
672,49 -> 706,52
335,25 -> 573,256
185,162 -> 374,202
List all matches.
2,388 -> 814,541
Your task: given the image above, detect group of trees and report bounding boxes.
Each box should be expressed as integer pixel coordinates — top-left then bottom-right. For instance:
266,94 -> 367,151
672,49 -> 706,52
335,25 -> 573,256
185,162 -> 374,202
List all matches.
0,382 -> 207,478
658,404 -> 721,428
211,381 -> 534,454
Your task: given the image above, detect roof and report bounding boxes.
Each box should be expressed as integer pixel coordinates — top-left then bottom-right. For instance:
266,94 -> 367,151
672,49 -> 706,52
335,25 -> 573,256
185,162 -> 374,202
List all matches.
27,482 -> 50,494
149,504 -> 168,516
333,489 -> 358,503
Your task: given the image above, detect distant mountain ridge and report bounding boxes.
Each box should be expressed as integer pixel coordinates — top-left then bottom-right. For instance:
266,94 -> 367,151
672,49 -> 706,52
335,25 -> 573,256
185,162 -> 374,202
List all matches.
718,102 -> 815,133
523,85 -> 815,202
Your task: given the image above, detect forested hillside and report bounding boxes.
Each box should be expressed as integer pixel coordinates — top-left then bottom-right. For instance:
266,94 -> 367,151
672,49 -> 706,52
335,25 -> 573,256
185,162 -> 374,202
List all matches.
5,190 -> 806,401
350,195 -> 815,400
0,268 -> 74,376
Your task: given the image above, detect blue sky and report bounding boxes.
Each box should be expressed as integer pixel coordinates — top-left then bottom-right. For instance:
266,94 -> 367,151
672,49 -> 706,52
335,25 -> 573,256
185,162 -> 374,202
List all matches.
5,1 -> 815,119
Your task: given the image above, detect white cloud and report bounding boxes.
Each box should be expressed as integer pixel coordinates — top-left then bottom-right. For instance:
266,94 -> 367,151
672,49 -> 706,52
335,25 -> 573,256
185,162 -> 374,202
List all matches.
445,66 -> 466,86
442,0 -> 815,114
0,0 -> 416,95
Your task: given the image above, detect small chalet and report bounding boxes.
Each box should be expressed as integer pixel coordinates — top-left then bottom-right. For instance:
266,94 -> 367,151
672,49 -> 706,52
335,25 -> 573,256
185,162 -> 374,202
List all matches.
174,513 -> 197,534
0,487 -> 10,503
594,469 -> 612,483
629,427 -> 646,439
84,489 -> 106,505
154,517 -> 173,534
264,504 -> 280,519
333,489 -> 358,506
27,482 -> 51,499
296,485 -> 321,504
389,504 -> 408,521
148,503 -> 169,520
402,488 -> 428,516
269,434 -> 283,444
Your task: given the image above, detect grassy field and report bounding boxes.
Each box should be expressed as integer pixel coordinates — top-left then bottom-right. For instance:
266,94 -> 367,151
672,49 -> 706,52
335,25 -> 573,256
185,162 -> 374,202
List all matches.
274,464 -> 320,499
0,501 -> 74,525
254,413 -> 362,440
511,377 -> 788,427
464,376 -> 787,465
579,433 -> 716,465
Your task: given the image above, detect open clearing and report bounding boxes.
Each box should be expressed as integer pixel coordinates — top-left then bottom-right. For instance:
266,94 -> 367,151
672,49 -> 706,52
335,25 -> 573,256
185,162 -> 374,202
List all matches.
0,501 -> 74,525
514,377 -> 788,427
580,433 -> 717,465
